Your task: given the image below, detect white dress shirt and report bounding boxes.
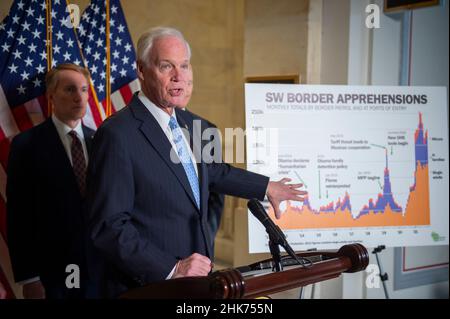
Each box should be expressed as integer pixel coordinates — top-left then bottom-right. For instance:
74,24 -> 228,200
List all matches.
138,93 -> 198,176
52,114 -> 89,166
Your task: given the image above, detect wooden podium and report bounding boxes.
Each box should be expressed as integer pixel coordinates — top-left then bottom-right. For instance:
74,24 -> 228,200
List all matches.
120,243 -> 369,299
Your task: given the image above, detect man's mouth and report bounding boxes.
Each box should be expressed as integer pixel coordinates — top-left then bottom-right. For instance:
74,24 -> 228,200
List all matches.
169,88 -> 184,97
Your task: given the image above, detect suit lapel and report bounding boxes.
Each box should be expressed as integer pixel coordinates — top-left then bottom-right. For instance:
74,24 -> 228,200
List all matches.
40,119 -> 80,194
82,125 -> 95,155
129,96 -> 200,211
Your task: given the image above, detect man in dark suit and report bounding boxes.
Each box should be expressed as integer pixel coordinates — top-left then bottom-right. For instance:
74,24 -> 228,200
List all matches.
7,63 -> 98,299
86,27 -> 307,297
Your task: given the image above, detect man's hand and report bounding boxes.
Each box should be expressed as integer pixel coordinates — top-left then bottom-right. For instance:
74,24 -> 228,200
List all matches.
23,280 -> 45,299
267,178 -> 307,219
172,253 -> 213,279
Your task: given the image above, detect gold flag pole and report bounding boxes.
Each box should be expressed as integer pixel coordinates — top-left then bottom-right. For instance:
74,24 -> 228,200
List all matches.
105,0 -> 111,117
45,0 -> 53,115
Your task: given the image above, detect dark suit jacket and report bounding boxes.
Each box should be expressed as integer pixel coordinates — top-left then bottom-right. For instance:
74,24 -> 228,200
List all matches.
188,112 -> 225,240
6,118 -> 97,298
86,94 -> 269,296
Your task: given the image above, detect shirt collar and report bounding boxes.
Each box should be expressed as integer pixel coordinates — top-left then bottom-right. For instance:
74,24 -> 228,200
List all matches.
51,114 -> 84,138
138,92 -> 177,132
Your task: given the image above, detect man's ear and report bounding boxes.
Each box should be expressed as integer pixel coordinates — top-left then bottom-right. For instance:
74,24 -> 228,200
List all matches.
136,62 -> 145,81
46,91 -> 53,105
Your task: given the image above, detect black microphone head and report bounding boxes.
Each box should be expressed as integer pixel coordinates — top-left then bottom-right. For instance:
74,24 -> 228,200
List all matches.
247,198 -> 269,224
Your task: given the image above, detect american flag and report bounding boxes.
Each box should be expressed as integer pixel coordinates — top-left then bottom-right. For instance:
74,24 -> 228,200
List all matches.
0,0 -> 139,298
78,0 -> 139,114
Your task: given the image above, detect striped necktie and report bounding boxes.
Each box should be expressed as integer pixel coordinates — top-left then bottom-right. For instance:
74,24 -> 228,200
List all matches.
168,116 -> 200,209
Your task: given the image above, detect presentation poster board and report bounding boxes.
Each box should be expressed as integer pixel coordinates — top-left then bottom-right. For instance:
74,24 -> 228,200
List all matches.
245,84 -> 449,253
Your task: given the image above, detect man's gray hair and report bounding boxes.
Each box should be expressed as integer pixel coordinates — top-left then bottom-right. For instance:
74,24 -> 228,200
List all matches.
137,27 -> 192,65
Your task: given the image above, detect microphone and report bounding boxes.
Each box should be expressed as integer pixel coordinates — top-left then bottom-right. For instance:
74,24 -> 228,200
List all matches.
247,199 -> 288,247
247,199 -> 312,268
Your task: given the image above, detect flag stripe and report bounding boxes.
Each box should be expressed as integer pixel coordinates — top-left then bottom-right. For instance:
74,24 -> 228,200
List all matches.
0,86 -> 20,139
24,98 -> 45,126
119,83 -> 133,105
11,105 -> 34,133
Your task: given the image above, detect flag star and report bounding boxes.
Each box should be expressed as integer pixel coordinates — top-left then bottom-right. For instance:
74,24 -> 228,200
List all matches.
110,19 -> 115,27
119,68 -> 127,77
85,45 -> 92,55
100,26 -> 105,35
51,59 -> 57,67
113,50 -> 120,59
12,15 -> 20,24
118,24 -> 125,33
100,71 -> 106,79
111,63 -> 117,72
51,9 -> 56,19
56,30 -> 64,40
0,22 -> 5,31
17,85 -> 26,95
102,13 -> 106,20
17,35 -> 26,45
20,70 -> 30,80
74,59 -> 81,65
90,19 -> 97,29
98,83 -> 104,92
33,78 -> 42,87
96,38 -> 103,47
91,65 -> 98,74
13,49 -> 22,59
93,6 -> 99,15
36,15 -> 45,25
36,64 -> 45,73
26,7 -> 34,16
8,63 -> 18,73
93,51 -> 100,60
40,2 -> 46,11
88,33 -> 95,42
53,44 -> 61,54
1,43 -> 10,52
40,51 -> 47,60
103,58 -> 107,66
18,0 -> 25,10
7,29 -> 15,38
28,43 -> 37,53
78,27 -> 86,37
32,29 -> 41,38
110,76 -> 115,84
115,37 -> 122,46
111,5 -> 118,14
22,21 -> 31,31
124,43 -> 132,52
132,63 -> 136,70
54,0 -> 61,5
24,57 -> 33,66
63,51 -> 71,60
67,38 -> 74,47
122,55 -> 129,65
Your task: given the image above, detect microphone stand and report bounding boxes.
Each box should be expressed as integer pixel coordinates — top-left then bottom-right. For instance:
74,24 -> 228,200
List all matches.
268,233 -> 283,272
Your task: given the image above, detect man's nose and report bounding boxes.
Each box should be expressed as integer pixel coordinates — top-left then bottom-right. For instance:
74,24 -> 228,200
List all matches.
73,90 -> 82,101
171,67 -> 186,82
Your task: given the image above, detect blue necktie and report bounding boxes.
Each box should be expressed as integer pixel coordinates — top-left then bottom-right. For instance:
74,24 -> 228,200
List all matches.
168,116 -> 200,209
